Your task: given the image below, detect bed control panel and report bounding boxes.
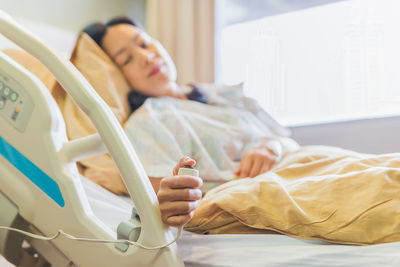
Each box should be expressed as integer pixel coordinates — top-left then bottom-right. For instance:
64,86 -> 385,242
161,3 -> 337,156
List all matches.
0,72 -> 34,132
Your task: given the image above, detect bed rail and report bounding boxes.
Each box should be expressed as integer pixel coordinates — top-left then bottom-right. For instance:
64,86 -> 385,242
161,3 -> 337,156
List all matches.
0,9 -> 182,267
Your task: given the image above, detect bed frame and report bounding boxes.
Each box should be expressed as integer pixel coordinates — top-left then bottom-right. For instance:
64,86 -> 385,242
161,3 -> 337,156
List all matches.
0,9 -> 183,267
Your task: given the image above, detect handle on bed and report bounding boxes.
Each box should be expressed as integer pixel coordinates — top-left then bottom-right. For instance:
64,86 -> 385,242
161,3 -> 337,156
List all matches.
0,10 -> 171,247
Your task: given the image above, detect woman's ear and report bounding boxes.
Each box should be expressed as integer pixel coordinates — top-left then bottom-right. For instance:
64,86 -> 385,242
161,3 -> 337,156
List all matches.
153,40 -> 177,82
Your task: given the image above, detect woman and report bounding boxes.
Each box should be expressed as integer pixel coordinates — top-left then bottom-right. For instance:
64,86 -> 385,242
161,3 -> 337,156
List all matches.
82,17 -> 298,227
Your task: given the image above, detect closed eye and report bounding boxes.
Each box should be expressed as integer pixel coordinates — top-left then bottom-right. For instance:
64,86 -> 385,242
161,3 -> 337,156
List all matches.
141,41 -> 148,49
122,55 -> 133,66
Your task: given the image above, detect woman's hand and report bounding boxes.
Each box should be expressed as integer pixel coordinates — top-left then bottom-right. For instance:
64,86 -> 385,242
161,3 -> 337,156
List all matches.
157,157 -> 203,227
235,141 -> 282,178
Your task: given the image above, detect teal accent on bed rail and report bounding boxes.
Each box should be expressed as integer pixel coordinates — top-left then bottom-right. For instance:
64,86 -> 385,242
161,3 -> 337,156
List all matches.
0,136 -> 65,207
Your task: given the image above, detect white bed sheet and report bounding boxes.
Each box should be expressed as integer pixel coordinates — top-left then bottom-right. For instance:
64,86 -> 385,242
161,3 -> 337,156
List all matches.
81,176 -> 400,267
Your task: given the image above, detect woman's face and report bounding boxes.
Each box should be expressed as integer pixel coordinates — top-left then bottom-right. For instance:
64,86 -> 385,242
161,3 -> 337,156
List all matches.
102,24 -> 175,97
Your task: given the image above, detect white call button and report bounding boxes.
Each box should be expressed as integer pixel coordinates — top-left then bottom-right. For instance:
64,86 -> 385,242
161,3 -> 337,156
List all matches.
3,87 -> 10,96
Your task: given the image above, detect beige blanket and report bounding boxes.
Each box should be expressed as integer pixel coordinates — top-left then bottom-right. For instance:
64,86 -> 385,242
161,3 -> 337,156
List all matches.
185,145 -> 400,245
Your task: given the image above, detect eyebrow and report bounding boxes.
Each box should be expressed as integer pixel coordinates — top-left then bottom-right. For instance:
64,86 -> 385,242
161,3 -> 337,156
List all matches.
112,33 -> 141,60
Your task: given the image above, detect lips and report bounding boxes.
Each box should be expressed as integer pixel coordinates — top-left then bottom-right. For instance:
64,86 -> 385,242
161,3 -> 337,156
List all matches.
148,64 -> 161,77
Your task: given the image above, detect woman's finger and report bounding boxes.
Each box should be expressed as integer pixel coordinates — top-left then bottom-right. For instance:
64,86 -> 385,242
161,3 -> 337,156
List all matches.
173,156 -> 196,175
236,156 -> 245,177
240,157 -> 253,178
163,212 -> 194,227
159,200 -> 199,218
157,188 -> 202,202
249,157 -> 264,178
160,175 -> 203,190
234,166 -> 241,175
260,160 -> 270,174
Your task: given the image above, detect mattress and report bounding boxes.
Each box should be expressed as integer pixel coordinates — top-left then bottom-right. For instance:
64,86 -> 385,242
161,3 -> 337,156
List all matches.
81,176 -> 400,267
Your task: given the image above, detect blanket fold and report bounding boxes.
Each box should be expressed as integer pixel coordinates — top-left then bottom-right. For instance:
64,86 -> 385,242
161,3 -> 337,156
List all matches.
185,146 -> 400,245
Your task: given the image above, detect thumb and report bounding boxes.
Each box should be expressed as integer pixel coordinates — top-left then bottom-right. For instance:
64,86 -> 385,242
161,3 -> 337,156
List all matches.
173,156 -> 196,175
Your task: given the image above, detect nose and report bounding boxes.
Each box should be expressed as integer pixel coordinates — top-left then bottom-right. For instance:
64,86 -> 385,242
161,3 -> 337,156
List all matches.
147,52 -> 155,62
137,49 -> 156,66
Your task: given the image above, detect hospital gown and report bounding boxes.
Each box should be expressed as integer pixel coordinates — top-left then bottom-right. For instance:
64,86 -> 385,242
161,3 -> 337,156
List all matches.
124,83 -> 292,192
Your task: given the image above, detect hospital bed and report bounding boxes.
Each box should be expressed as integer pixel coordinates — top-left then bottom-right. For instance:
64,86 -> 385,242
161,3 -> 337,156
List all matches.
1,9 -> 400,267
0,9 -> 182,267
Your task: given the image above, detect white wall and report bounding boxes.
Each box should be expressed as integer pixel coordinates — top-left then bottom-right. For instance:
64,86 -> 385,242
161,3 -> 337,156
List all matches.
0,0 -> 146,32
0,0 -> 146,57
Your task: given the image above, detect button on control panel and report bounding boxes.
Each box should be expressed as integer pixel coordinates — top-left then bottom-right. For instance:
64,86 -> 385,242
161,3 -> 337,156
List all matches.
10,91 -> 18,102
3,86 -> 10,97
0,72 -> 34,132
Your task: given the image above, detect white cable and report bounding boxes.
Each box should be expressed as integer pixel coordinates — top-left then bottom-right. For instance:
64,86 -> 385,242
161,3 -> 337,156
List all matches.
0,167 -> 195,250
0,225 -> 182,250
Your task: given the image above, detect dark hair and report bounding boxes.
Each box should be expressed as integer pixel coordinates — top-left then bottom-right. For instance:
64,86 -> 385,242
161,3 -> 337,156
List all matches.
128,84 -> 208,113
81,16 -> 143,47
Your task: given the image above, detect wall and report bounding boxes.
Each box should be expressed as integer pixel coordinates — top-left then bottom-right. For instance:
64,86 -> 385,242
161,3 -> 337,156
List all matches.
220,0 -> 400,126
0,0 -> 146,32
291,116 -> 400,154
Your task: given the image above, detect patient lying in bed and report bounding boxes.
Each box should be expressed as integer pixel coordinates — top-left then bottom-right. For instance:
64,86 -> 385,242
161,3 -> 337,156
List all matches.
55,17 -> 400,246
57,17 -> 297,195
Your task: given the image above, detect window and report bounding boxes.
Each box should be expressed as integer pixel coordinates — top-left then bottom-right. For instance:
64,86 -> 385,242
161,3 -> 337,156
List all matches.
215,0 -> 400,126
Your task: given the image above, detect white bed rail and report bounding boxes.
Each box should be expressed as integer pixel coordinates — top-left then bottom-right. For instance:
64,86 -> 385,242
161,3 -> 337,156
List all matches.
0,9 -> 182,267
